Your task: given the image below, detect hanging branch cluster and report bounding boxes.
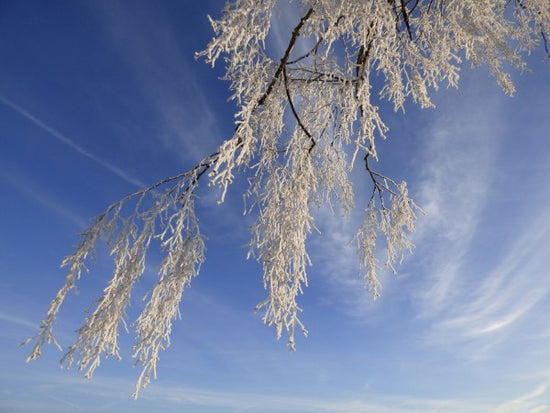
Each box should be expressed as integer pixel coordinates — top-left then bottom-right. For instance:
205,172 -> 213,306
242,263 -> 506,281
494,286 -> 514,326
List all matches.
27,0 -> 549,397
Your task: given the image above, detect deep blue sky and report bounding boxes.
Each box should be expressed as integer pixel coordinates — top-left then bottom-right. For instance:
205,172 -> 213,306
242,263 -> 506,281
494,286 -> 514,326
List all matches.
1,1 -> 550,412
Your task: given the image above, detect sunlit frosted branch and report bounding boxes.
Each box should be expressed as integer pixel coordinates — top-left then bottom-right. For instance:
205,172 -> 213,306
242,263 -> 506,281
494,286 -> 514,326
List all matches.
27,0 -> 549,395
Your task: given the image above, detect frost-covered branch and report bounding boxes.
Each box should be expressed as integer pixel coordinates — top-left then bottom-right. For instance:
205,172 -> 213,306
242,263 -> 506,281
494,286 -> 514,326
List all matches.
27,0 -> 549,395
26,159 -> 211,394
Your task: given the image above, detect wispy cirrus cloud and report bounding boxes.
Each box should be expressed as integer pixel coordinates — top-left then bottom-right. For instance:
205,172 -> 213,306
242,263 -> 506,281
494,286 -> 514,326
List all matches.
411,71 -> 550,356
0,96 -> 146,188
0,165 -> 88,228
6,371 -> 494,413
91,2 -> 222,165
412,96 -> 499,317
493,381 -> 550,413
0,311 -> 37,330
311,78 -> 501,321
424,204 -> 550,350
141,383 -> 492,413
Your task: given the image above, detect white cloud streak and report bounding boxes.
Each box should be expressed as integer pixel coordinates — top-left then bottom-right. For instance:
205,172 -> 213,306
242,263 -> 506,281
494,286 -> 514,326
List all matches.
13,372 -> 494,413
0,311 -> 37,330
0,96 -> 146,188
91,2 -> 222,164
493,381 -> 550,413
426,205 -> 550,347
0,166 -> 88,228
142,384 -> 490,413
413,102 -> 498,316
412,72 -> 550,355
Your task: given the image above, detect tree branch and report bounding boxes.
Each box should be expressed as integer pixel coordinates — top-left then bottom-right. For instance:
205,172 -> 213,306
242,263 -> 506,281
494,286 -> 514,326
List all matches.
400,0 -> 414,40
287,15 -> 345,65
257,8 -> 314,108
283,67 -> 316,153
541,30 -> 550,59
107,8 -> 317,209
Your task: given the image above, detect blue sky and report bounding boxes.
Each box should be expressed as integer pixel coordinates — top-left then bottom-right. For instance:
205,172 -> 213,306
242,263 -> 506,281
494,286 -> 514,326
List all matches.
1,1 -> 550,412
